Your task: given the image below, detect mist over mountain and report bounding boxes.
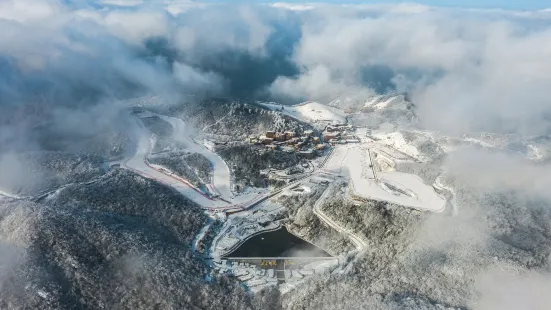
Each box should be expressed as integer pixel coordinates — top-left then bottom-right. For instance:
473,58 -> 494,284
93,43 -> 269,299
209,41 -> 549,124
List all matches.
4,0 -> 551,140
2,1 -> 551,309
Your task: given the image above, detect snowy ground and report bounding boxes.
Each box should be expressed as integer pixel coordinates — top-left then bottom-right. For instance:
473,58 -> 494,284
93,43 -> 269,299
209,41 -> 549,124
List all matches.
434,172 -> 458,215
323,145 -> 374,179
323,143 -> 445,212
157,114 -> 234,199
123,112 -> 266,210
0,189 -> 21,200
372,131 -> 421,160
528,144 -> 544,160
258,101 -> 346,125
363,95 -> 402,110
124,120 -> 231,209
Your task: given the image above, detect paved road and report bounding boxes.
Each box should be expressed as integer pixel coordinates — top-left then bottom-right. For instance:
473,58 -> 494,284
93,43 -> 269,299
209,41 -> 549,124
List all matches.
124,120 -> 230,209
312,183 -> 367,250
158,114 -> 234,199
434,173 -> 458,215
123,115 -> 265,211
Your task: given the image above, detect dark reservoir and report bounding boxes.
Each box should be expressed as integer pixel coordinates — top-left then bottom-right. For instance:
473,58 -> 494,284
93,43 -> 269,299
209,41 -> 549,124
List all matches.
225,227 -> 331,257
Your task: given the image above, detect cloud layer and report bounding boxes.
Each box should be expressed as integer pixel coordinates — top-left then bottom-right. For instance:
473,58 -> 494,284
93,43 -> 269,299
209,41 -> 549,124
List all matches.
2,1 -> 551,140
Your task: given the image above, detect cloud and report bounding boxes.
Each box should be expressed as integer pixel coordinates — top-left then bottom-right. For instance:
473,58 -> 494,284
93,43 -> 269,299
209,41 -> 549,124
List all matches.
270,65 -> 375,102
3,1 -> 551,125
265,5 -> 551,134
172,62 -> 225,94
0,1 -> 290,109
0,0 -> 61,22
476,269 -> 551,310
0,153 -> 42,196
445,148 -> 551,200
103,9 -> 170,45
0,0 -> 279,152
2,1 -> 551,142
97,0 -> 144,6
271,2 -> 316,11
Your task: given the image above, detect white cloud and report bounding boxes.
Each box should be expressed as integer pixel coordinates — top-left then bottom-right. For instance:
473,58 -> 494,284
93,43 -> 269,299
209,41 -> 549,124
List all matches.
103,10 -> 169,45
476,269 -> 551,310
97,0 -> 144,6
270,65 -> 374,101
265,5 -> 551,134
271,2 -> 316,11
2,1 -> 551,137
173,62 -> 225,94
0,0 -> 61,22
446,148 -> 551,200
0,1 -> 270,101
171,5 -> 274,58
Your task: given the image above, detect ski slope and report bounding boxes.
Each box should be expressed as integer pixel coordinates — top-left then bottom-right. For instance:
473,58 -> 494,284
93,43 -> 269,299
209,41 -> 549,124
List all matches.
124,121 -> 229,209
259,101 -> 346,124
372,131 -> 421,160
124,113 -> 264,210
364,95 -> 403,110
158,115 -> 234,199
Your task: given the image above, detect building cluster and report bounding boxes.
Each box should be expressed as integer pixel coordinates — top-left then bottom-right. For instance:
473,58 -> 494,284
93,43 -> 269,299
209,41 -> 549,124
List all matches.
322,123 -> 361,145
213,259 -> 278,292
248,129 -> 327,159
211,257 -> 341,292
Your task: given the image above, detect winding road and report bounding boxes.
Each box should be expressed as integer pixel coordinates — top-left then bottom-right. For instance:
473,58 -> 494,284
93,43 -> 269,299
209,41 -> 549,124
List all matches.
158,115 -> 234,199
313,184 -> 367,250
124,119 -> 230,209
434,173 -> 458,215
123,114 -> 265,211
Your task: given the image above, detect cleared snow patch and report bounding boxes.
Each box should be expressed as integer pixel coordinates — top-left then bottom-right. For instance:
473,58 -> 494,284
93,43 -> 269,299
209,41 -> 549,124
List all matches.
0,189 -> 22,199
363,95 -> 401,110
527,144 -> 544,160
464,137 -> 495,148
324,144 -> 445,212
363,95 -> 384,107
372,131 -> 420,160
258,101 -> 346,124
375,96 -> 398,110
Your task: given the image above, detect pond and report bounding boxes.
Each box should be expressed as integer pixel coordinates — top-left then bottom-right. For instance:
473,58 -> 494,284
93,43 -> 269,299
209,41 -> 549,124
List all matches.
225,227 -> 331,257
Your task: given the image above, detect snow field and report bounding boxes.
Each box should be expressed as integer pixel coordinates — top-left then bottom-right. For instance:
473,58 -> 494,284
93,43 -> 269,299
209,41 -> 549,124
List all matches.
372,131 -> 420,160
324,144 -> 445,212
259,101 -> 346,124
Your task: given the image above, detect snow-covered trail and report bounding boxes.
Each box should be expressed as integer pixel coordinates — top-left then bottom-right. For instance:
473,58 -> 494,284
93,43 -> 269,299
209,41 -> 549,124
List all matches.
313,184 -> 366,250
124,114 -> 265,210
202,110 -> 232,132
0,190 -> 22,200
124,119 -> 229,209
158,115 -> 234,200
434,173 -> 458,216
258,101 -> 346,125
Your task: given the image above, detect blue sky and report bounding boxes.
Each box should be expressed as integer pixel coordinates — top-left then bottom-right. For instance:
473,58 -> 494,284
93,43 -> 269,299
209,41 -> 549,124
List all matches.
244,0 -> 551,10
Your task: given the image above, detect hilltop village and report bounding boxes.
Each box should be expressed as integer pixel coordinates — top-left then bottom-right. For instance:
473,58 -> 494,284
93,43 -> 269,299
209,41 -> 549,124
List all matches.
247,123 -> 361,159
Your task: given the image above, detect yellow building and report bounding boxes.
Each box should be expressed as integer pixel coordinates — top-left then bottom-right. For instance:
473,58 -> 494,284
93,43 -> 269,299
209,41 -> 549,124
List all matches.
284,131 -> 295,139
